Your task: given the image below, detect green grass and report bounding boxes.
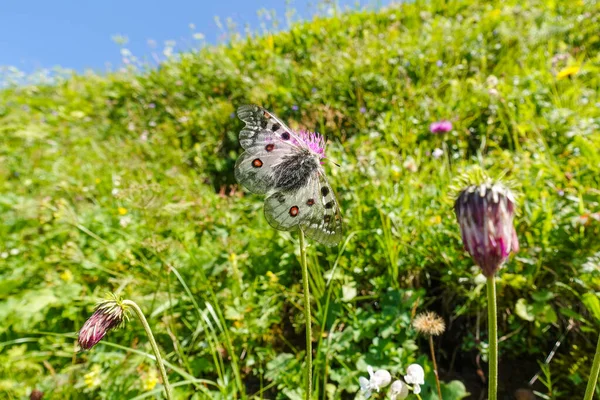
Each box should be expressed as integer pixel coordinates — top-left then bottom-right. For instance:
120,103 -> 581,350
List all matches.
1,0 -> 600,398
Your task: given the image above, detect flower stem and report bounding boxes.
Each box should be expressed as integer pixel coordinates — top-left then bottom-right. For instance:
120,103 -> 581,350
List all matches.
486,276 -> 498,400
299,229 -> 312,400
429,335 -> 443,400
122,300 -> 173,400
584,333 -> 600,400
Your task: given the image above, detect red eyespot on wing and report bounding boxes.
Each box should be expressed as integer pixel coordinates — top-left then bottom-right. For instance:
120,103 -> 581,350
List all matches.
289,206 -> 299,217
263,111 -> 271,119
265,143 -> 275,152
306,199 -> 315,206
252,159 -> 263,168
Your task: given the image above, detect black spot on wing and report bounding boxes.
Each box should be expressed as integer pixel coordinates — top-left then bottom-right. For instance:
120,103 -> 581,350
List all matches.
321,187 -> 330,196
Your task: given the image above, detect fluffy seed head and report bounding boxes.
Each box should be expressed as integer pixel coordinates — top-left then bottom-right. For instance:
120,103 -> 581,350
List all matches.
413,311 -> 446,336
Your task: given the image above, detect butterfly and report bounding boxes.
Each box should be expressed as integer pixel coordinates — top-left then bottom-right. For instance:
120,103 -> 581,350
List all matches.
235,104 -> 343,246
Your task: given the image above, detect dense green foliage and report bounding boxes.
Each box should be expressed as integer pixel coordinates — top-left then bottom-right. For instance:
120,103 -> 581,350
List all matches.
1,0 -> 600,398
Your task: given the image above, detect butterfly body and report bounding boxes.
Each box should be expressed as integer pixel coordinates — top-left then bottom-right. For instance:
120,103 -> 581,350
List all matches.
235,104 -> 342,246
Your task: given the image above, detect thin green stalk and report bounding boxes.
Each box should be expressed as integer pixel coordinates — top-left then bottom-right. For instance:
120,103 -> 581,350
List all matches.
486,276 -> 498,400
122,300 -> 173,400
299,229 -> 312,400
429,336 -> 443,400
584,333 -> 600,400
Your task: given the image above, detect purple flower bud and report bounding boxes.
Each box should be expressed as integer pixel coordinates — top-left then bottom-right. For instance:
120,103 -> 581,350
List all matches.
454,183 -> 519,276
292,105 -> 299,111
429,120 -> 453,134
436,60 -> 443,67
78,300 -> 126,350
360,107 -> 367,114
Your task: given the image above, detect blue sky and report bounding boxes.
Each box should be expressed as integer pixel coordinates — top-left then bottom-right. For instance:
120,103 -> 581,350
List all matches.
0,0 -> 388,74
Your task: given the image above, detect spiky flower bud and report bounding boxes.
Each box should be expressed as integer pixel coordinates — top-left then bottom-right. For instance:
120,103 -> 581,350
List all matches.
78,296 -> 127,350
454,182 -> 519,277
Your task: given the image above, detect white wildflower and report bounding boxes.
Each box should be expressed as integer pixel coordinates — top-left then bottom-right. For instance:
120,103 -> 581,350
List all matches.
390,379 -> 409,400
119,216 -> 132,228
432,148 -> 444,159
404,364 -> 425,394
359,366 -> 392,399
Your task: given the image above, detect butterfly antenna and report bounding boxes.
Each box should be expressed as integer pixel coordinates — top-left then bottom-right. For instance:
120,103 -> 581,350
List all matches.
328,158 -> 341,168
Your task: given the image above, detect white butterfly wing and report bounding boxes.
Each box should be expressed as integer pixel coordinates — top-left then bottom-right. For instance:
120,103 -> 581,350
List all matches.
237,105 -> 303,150
234,136 -> 299,195
300,170 -> 343,246
236,104 -> 343,247
263,173 -> 322,231
264,168 -> 342,246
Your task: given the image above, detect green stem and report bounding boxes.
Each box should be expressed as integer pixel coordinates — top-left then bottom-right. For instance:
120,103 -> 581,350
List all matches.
299,229 -> 312,400
429,335 -> 443,400
584,333 -> 600,400
123,300 -> 173,400
486,276 -> 498,400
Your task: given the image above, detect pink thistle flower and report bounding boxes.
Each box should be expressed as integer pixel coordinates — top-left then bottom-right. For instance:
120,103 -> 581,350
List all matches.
429,120 -> 453,134
296,129 -> 326,159
78,297 -> 127,350
454,182 -> 519,277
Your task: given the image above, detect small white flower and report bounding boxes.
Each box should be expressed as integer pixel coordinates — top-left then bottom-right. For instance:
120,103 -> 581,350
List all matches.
432,148 -> 444,159
404,364 -> 425,394
359,366 -> 392,399
403,156 -> 418,173
390,380 -> 409,400
119,216 -> 132,228
111,188 -> 120,196
9,248 -> 19,256
1,252 -> 8,259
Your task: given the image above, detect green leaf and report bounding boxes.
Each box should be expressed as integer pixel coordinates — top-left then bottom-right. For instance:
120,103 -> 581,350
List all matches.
441,380 -> 470,399
515,298 -> 535,322
582,292 -> 600,322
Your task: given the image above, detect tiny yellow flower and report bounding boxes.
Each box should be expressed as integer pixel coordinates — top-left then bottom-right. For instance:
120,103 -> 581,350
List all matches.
430,215 -> 442,225
84,364 -> 102,389
118,207 -> 128,215
142,368 -> 159,391
488,9 -> 502,19
556,65 -> 580,79
266,271 -> 279,283
95,178 -> 101,184
60,269 -> 73,282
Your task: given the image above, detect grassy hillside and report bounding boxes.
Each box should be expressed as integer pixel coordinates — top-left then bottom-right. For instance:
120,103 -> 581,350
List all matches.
1,0 -> 600,398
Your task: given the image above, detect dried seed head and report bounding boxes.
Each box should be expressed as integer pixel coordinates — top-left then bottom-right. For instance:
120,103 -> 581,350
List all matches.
413,311 -> 446,336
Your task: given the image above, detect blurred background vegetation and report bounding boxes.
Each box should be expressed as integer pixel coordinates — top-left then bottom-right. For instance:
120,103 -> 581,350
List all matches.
1,0 -> 599,398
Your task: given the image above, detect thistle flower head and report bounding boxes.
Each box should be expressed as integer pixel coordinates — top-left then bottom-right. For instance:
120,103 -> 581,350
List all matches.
78,295 -> 128,350
296,129 -> 326,159
454,179 -> 519,277
429,120 -> 453,134
413,311 -> 446,336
